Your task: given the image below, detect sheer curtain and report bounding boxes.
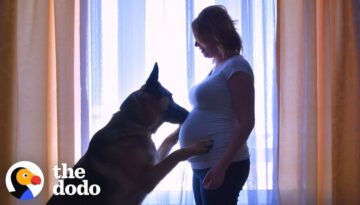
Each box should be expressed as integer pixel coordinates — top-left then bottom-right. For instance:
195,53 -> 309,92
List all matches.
80,0 -> 278,204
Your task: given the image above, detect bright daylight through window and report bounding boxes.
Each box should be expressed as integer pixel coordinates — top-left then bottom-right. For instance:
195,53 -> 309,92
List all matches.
80,0 -> 277,204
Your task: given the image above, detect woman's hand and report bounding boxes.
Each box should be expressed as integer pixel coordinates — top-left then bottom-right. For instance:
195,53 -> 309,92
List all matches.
203,163 -> 227,190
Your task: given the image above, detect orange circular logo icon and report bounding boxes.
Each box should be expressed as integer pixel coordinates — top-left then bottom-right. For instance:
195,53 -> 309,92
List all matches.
5,161 -> 44,200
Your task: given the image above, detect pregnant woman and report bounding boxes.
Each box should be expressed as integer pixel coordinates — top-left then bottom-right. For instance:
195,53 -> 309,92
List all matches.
179,5 -> 255,205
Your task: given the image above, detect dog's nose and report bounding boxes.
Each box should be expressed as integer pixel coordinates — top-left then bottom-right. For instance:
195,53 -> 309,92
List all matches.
163,101 -> 189,124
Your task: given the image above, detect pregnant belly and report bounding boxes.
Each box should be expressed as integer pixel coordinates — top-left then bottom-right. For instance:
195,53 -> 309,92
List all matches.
179,108 -> 235,148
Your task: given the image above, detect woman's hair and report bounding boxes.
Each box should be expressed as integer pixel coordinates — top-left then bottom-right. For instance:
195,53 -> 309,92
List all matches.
191,5 -> 242,59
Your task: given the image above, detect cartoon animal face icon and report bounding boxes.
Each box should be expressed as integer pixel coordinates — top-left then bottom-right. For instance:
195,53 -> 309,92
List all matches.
10,167 -> 42,200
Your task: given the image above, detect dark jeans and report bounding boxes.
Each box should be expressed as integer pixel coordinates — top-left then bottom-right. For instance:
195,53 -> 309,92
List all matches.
192,159 -> 250,205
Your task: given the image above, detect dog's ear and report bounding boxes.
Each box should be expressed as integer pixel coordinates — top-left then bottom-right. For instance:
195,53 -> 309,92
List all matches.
143,63 -> 160,94
145,63 -> 159,85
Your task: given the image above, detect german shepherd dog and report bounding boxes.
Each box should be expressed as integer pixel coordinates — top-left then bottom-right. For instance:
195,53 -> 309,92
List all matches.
47,63 -> 213,205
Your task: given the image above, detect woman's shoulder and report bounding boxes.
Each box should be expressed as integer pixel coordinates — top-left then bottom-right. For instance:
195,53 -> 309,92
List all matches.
225,55 -> 251,68
222,55 -> 253,80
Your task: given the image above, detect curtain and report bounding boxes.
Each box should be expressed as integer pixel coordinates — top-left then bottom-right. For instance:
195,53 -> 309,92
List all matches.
277,0 -> 360,204
0,0 -> 80,204
0,1 -> 17,204
82,0 -> 277,204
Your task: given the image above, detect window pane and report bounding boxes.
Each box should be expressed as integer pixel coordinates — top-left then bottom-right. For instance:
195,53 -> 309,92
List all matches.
83,0 -> 278,204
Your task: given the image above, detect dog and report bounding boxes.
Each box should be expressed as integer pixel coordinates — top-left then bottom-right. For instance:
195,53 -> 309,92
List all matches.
47,63 -> 213,205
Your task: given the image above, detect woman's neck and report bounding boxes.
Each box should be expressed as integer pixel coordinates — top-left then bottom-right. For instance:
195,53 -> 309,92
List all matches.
213,58 -> 225,67
213,53 -> 238,67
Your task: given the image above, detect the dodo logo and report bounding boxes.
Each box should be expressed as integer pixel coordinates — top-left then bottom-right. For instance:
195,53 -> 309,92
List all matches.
5,161 -> 44,200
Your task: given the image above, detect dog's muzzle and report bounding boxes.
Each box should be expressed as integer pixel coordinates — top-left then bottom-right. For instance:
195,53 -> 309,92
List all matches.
163,99 -> 189,124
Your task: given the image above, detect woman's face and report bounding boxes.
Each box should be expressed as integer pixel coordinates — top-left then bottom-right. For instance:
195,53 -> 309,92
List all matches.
194,38 -> 221,60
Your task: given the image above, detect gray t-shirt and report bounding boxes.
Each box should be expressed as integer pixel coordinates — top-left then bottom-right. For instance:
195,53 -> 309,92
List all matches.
179,55 -> 254,169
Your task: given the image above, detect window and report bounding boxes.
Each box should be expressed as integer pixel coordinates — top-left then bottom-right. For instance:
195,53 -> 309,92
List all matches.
80,0 -> 277,204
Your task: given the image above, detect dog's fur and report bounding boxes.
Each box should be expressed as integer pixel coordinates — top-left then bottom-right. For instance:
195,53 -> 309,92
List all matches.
47,63 -> 212,205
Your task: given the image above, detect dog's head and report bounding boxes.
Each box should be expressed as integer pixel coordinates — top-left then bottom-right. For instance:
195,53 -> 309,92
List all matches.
120,63 -> 189,131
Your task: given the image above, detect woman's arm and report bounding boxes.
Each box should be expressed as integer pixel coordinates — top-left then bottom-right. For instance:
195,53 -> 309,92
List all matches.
203,71 -> 255,189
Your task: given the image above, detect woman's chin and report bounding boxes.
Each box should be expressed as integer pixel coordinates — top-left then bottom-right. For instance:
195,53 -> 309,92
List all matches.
202,53 -> 210,58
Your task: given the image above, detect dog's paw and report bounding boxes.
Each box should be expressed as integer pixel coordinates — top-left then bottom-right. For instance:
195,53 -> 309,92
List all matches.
183,139 -> 214,157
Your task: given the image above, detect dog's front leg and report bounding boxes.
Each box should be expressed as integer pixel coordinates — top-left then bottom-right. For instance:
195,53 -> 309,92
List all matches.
137,149 -> 187,193
135,139 -> 213,193
157,127 -> 180,160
